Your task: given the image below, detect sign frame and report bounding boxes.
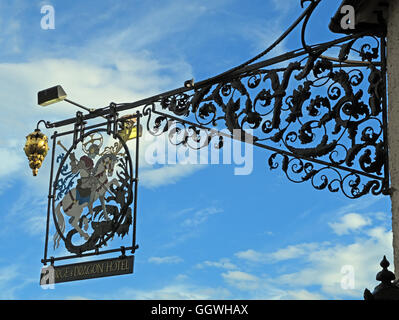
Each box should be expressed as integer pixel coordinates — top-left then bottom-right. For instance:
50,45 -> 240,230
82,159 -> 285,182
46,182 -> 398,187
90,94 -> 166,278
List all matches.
40,255 -> 134,284
40,111 -> 140,284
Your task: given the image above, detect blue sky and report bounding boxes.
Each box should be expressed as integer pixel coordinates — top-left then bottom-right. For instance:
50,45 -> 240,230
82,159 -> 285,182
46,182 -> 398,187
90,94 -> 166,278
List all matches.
0,0 -> 394,300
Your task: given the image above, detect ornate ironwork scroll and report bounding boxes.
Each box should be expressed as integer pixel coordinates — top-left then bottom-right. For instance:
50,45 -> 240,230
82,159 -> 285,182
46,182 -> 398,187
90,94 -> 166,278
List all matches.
138,2 -> 389,199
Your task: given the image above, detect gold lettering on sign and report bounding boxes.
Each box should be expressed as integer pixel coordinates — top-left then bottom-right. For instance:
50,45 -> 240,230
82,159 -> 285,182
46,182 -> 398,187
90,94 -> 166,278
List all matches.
97,262 -> 104,274
120,259 -> 129,271
51,256 -> 133,283
55,268 -> 63,280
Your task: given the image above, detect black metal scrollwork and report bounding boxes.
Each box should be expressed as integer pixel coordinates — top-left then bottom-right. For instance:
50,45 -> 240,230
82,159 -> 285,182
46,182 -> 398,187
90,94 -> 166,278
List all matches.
143,24 -> 388,198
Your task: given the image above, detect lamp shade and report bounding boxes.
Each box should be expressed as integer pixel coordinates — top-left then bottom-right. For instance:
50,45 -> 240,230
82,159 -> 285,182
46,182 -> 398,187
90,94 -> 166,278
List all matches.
38,85 -> 67,106
118,118 -> 143,142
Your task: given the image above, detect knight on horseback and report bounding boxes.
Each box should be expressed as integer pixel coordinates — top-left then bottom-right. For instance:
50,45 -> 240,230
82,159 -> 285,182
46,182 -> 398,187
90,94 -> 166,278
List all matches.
69,142 -> 99,210
53,138 -> 120,250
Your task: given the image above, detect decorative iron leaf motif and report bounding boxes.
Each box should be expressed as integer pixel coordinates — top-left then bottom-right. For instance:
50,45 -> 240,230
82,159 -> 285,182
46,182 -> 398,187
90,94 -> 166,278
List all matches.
338,39 -> 356,61
313,59 -> 333,78
198,103 -> 216,120
359,44 -> 379,62
144,34 -> 387,198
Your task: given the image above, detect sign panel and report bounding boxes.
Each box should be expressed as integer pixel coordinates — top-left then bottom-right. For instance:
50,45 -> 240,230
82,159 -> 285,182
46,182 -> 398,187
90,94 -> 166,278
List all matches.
52,129 -> 134,255
39,112 -> 141,285
41,255 -> 134,284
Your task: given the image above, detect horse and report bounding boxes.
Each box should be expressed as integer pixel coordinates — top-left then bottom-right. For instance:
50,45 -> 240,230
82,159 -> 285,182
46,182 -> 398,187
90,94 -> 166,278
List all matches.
53,153 -> 120,250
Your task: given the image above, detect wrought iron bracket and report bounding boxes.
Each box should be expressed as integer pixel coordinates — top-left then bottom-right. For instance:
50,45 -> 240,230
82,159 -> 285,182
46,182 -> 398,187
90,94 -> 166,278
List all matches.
137,28 -> 390,198
38,0 -> 390,199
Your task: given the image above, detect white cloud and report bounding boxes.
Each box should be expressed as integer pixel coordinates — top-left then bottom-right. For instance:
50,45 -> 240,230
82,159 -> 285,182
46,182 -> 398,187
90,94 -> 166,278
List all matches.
0,187 -> 47,238
329,213 -> 372,235
0,265 -> 19,285
24,215 -> 47,236
271,0 -> 297,13
331,196 -> 383,216
113,284 -> 231,300
0,146 -> 24,178
181,207 -> 223,228
235,249 -> 266,263
222,270 -> 260,290
65,296 -> 90,300
230,211 -> 393,299
201,268 -> 326,299
235,243 -> 324,263
222,270 -> 258,281
0,1 -> 24,55
0,44 -> 196,197
140,164 -> 205,188
366,226 -> 390,240
270,289 -> 325,300
93,1 -> 215,53
0,265 -> 20,299
0,0 -> 197,189
47,210 -> 391,301
162,206 -> 224,248
196,258 -> 238,270
273,228 -> 392,298
65,274 -> 231,300
269,243 -> 323,262
148,256 -> 183,264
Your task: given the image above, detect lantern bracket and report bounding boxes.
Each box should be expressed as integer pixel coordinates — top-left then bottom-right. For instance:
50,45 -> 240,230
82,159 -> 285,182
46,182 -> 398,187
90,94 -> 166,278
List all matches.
72,111 -> 86,148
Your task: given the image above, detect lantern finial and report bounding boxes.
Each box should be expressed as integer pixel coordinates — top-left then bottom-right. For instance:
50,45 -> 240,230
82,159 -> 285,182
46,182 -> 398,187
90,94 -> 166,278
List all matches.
23,128 -> 49,176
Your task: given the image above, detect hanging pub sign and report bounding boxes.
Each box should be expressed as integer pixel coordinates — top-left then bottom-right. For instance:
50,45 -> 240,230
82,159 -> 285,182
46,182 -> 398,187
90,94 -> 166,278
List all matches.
35,105 -> 141,285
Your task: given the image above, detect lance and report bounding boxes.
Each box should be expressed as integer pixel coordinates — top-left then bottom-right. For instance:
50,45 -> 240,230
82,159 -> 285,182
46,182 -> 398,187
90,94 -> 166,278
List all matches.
57,140 -> 69,152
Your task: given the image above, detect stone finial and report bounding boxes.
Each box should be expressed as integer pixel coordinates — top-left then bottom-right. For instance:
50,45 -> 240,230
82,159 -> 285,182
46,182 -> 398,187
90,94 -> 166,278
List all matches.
376,256 -> 396,284
364,256 -> 399,300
